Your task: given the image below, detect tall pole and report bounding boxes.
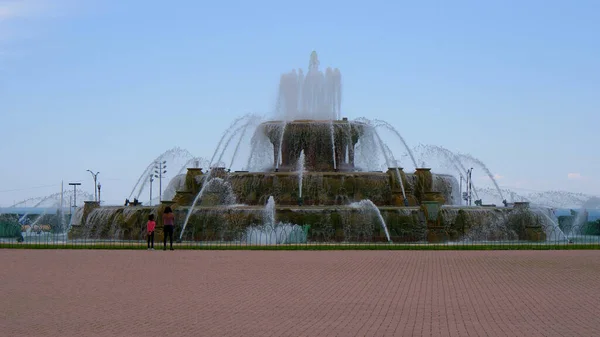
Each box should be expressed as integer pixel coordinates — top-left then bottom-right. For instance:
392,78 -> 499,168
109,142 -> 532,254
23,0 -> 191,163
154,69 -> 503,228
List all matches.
459,176 -> 463,206
97,183 -> 102,205
69,182 -> 81,208
149,175 -> 154,206
87,170 -> 100,202
60,180 -> 64,213
466,168 -> 473,206
154,161 -> 167,202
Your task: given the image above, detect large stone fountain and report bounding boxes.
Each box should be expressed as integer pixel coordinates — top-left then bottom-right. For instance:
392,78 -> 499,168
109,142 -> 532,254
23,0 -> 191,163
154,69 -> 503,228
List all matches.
70,52 -> 557,244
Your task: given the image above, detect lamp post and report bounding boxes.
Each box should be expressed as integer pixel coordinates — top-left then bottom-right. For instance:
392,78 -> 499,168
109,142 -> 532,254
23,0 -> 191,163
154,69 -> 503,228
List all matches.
86,170 -> 100,202
68,182 -> 81,209
154,160 -> 167,201
465,168 -> 473,206
149,175 -> 155,206
458,174 -> 465,205
97,183 -> 102,205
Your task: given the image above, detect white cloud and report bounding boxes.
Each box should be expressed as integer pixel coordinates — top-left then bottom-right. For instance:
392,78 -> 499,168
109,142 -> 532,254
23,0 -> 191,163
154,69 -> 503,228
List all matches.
493,174 -> 503,180
567,173 -> 582,180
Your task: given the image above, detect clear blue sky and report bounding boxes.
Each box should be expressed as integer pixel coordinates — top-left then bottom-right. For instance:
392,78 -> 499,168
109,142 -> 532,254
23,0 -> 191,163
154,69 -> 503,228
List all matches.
0,0 -> 599,206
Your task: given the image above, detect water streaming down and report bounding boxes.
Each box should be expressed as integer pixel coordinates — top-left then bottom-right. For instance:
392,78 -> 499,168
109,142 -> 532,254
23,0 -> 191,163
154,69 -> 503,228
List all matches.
244,196 -> 307,244
458,153 -> 504,202
349,199 -> 391,242
414,144 -> 482,203
569,210 -> 589,237
179,175 -> 225,240
297,150 -> 306,201
532,207 -> 569,242
129,147 -> 194,200
209,115 -> 254,165
275,121 -> 287,170
527,191 -> 591,209
245,123 -> 274,171
14,189 -> 92,230
373,119 -> 418,169
456,209 -> 517,242
216,115 -> 262,169
329,121 -> 337,170
177,157 -> 210,175
415,144 -> 468,181
229,116 -> 263,170
352,121 -> 381,171
373,127 -> 407,205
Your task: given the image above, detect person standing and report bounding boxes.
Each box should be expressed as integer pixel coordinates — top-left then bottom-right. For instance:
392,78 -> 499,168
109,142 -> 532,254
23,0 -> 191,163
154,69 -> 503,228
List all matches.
147,214 -> 156,250
162,206 -> 175,251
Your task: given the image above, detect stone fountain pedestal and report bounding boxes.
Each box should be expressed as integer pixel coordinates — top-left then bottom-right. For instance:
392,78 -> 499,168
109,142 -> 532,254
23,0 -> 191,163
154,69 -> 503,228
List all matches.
421,201 -> 448,243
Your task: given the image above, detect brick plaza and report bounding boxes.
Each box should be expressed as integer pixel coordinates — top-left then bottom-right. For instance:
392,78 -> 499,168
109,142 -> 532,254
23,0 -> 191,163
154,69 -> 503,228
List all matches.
1,249 -> 599,337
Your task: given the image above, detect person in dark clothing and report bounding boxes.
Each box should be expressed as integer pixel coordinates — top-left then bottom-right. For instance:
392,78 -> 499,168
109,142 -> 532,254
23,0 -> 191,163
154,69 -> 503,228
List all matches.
162,206 -> 175,250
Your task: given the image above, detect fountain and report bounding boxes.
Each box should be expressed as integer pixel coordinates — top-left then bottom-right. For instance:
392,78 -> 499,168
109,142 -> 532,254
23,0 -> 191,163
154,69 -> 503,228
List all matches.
297,150 -> 306,205
0,189 -> 92,242
68,51 -> 567,244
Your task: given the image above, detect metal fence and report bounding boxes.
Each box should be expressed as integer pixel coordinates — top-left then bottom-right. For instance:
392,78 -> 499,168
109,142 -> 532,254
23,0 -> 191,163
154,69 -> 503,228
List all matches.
2,226 -> 600,250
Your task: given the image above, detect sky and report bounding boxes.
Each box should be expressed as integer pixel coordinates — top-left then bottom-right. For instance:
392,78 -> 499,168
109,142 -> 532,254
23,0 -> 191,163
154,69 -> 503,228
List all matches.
0,0 -> 599,206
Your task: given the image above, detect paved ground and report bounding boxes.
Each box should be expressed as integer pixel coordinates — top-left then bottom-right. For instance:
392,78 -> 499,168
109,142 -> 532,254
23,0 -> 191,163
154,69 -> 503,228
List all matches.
1,250 -> 600,337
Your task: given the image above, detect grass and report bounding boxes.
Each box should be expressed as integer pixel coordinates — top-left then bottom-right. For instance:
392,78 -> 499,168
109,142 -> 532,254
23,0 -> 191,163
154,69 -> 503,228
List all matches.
2,242 -> 600,251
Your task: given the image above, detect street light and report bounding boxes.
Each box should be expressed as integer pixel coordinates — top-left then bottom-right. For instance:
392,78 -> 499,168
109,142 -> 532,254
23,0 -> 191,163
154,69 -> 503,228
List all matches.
149,174 -> 155,206
154,160 -> 167,201
68,182 -> 81,208
463,168 -> 474,206
87,170 -> 100,202
97,183 -> 102,205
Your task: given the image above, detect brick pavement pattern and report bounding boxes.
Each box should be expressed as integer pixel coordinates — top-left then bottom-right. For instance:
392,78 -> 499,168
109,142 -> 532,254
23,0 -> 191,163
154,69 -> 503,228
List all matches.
1,250 -> 600,337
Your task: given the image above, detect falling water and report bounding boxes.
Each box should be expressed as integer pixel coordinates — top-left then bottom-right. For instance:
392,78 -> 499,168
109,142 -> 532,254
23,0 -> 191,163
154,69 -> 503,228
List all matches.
14,190 -> 92,224
214,115 -> 263,170
275,121 -> 287,170
177,157 -> 210,175
179,173 -> 216,240
373,128 -> 407,205
244,196 -> 307,244
532,207 -> 569,242
329,121 -> 337,170
458,153 -> 504,201
373,119 -> 418,168
263,196 -> 276,225
349,199 -> 391,242
229,116 -> 262,170
414,144 -> 480,202
297,150 -> 306,200
209,115 -> 253,165
569,209 -> 588,237
216,121 -> 253,168
129,147 -> 194,200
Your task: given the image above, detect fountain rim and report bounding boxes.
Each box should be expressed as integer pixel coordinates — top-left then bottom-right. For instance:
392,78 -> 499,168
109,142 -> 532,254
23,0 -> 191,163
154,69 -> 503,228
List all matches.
260,119 -> 369,126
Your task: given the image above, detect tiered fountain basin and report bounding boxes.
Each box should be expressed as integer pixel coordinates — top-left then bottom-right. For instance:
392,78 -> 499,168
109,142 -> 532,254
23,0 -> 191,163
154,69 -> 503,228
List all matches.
69,119 -> 552,244
262,119 -> 365,172
172,167 -> 456,207
70,171 -> 548,243
70,202 -> 547,243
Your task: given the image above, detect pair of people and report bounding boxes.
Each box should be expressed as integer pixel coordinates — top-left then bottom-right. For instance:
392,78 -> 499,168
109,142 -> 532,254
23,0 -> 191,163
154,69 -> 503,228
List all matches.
146,206 -> 176,250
